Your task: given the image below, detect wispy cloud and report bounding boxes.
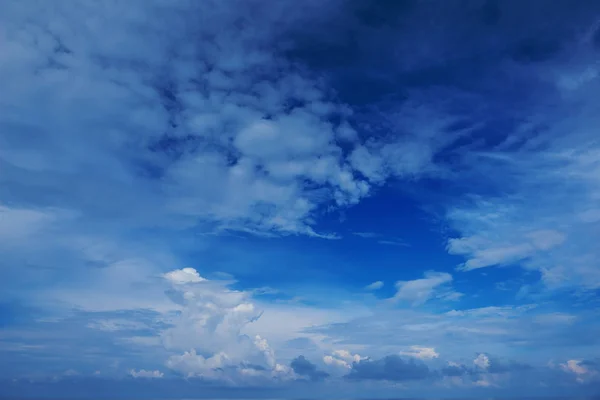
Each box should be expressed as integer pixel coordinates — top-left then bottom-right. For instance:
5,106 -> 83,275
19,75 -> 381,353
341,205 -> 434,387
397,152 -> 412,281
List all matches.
392,272 -> 462,306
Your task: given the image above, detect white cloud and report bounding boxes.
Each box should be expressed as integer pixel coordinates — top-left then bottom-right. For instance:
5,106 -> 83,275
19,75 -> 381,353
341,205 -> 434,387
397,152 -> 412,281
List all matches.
166,350 -> 231,379
365,281 -> 384,290
474,354 -> 490,370
559,359 -> 598,384
560,360 -> 587,375
159,268 -> 301,383
163,268 -> 206,285
392,271 -> 461,306
448,228 -> 566,271
0,0 -> 397,240
323,349 -> 365,372
129,369 -> 164,379
400,346 -> 439,360
166,349 -> 295,384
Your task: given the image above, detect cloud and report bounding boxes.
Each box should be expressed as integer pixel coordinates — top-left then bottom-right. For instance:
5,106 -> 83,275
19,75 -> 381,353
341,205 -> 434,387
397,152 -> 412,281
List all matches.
129,369 -> 164,379
86,319 -> 148,332
448,228 -> 566,271
377,239 -> 409,247
364,281 -> 383,290
440,18 -> 600,291
400,346 -> 439,360
473,354 -> 491,370
163,268 -> 206,285
323,350 -> 364,372
473,353 -> 531,374
559,359 -> 599,383
0,205 -> 60,243
290,356 -> 329,381
0,0 -> 387,240
3,1 -> 600,397
392,271 -> 461,306
346,355 -> 430,382
159,268 -> 292,383
440,361 -> 472,377
352,232 -> 378,238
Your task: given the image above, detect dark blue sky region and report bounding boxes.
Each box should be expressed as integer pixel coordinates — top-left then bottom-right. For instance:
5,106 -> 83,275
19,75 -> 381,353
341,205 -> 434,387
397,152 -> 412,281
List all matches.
1,0 -> 600,398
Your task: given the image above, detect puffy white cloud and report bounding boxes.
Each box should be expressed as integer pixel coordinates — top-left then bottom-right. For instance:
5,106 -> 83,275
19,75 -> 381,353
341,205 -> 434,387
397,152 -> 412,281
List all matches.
163,268 -> 206,285
323,349 -> 365,372
160,268 -> 293,383
474,354 -> 491,370
129,369 -> 164,379
400,346 -> 439,360
166,350 -> 231,380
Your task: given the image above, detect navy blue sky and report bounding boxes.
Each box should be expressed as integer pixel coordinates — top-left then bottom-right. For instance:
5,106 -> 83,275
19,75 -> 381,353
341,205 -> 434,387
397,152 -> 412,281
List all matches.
1,0 -> 600,398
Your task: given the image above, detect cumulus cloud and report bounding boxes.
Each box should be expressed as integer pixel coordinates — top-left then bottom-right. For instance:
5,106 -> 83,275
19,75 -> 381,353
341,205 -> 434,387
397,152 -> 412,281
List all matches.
473,354 -> 491,370
290,356 -> 329,381
0,0 -> 389,240
392,271 -> 461,306
346,355 -> 430,382
159,268 -> 290,383
129,369 -> 164,379
323,350 -> 364,372
163,268 -> 206,285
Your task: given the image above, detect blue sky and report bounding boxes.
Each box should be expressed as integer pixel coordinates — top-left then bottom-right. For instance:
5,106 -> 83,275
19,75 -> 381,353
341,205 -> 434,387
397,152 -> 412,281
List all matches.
1,0 -> 600,398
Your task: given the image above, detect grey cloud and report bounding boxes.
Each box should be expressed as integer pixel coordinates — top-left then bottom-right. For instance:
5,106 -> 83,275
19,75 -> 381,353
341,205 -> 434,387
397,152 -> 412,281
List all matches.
440,364 -> 473,377
290,356 -> 329,382
346,355 -> 430,382
486,357 -> 532,374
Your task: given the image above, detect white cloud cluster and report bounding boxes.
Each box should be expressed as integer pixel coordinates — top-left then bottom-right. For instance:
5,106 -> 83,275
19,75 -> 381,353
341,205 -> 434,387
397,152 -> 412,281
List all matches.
160,268 -> 291,383
0,0 -> 469,245
0,0 -> 376,239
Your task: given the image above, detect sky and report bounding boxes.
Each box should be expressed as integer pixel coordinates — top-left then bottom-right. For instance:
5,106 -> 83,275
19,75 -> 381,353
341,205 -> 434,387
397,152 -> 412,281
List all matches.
1,0 -> 600,398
